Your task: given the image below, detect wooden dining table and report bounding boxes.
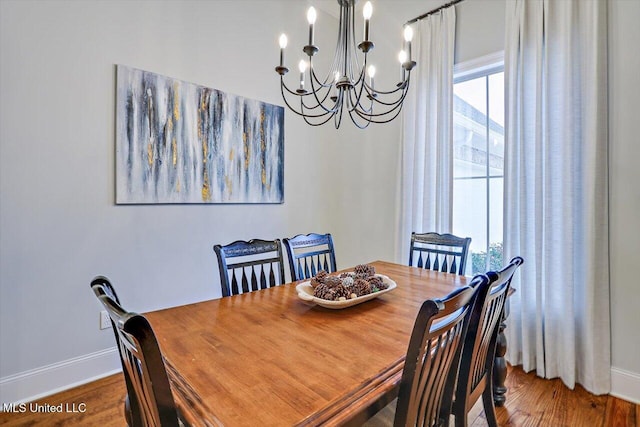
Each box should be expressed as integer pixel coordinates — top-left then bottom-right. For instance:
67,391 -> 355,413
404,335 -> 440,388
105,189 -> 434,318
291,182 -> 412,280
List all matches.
144,261 -> 505,426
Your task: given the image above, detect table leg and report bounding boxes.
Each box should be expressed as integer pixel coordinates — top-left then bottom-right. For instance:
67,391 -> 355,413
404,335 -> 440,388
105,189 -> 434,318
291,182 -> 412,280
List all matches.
492,304 -> 509,406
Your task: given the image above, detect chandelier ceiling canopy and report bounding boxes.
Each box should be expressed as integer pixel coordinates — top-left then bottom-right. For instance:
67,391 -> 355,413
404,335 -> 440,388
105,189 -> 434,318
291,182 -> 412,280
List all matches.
275,0 -> 416,129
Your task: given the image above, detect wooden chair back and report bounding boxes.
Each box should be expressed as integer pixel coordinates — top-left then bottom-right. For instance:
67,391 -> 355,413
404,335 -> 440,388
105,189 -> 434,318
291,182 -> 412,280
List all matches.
91,277 -> 180,427
283,233 -> 337,281
214,238 -> 285,297
394,275 -> 488,427
452,256 -> 524,427
409,232 -> 472,275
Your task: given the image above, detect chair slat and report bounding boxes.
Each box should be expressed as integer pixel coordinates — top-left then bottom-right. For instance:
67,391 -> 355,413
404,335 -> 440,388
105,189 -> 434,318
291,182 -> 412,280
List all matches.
242,270 -> 250,293
283,233 -> 337,281
269,266 -> 276,286
214,239 -> 285,297
259,266 -> 267,290
231,273 -> 239,296
310,256 -> 318,277
409,232 -> 471,276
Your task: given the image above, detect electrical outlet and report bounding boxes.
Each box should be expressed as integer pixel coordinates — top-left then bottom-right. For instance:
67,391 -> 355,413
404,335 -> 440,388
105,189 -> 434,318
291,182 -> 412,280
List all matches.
100,311 -> 110,330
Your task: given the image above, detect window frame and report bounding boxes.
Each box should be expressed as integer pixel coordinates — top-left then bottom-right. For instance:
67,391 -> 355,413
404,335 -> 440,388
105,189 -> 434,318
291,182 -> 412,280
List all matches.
452,52 -> 505,274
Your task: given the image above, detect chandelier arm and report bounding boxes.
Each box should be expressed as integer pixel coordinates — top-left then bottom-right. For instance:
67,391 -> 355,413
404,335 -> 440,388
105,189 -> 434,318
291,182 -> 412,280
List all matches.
351,87 -> 409,122
303,110 -> 339,127
305,77 -> 336,105
355,89 -> 407,118
348,83 -> 409,119
362,81 -> 401,96
336,2 -> 348,79
351,101 -> 405,124
360,75 -> 413,106
300,91 -> 340,126
345,85 -> 369,115
347,2 -> 361,82
333,93 -> 347,129
309,66 -> 335,87
280,81 -> 338,119
281,79 -> 312,97
351,60 -> 366,87
346,66 -> 370,112
306,69 -> 341,114
347,109 -> 373,129
279,77 -> 336,110
309,53 -> 339,87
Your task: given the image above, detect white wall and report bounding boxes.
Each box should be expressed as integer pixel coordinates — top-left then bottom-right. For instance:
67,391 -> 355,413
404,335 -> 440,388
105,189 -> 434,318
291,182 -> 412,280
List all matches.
454,0 -> 505,64
608,0 -> 640,403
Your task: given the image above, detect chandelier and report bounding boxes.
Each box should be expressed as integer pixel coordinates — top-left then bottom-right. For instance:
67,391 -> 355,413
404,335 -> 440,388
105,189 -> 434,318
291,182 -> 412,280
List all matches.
275,0 -> 416,129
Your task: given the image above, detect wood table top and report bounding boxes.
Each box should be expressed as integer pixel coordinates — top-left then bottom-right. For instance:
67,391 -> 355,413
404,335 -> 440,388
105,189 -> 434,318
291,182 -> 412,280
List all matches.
144,261 -> 468,426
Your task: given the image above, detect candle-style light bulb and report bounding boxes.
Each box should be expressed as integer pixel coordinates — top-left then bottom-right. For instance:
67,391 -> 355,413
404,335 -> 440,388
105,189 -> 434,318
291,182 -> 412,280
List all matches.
367,64 -> 376,91
398,51 -> 407,82
279,33 -> 288,49
363,1 -> 372,41
368,65 -> 376,78
307,6 -> 317,24
403,26 -> 414,62
307,7 -> 317,46
403,26 -> 414,42
299,60 -> 307,90
278,34 -> 288,67
363,1 -> 373,19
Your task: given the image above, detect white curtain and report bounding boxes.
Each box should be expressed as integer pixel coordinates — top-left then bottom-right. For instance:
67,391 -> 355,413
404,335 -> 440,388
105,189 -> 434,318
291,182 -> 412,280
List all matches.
503,0 -> 610,393
396,7 -> 456,262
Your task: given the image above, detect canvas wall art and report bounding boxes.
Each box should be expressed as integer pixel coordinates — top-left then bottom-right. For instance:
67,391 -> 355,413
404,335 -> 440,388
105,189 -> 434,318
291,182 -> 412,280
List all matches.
116,65 -> 284,204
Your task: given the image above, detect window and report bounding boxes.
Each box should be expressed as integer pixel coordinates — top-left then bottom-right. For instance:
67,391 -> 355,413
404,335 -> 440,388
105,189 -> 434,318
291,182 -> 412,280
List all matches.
452,57 -> 504,275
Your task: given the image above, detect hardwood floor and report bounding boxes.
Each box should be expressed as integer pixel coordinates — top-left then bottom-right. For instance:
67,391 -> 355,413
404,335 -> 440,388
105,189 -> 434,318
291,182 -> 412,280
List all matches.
0,365 -> 637,426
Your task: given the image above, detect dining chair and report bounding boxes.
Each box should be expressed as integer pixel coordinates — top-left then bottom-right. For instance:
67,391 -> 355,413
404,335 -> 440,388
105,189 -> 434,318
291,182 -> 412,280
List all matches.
450,256 -> 524,427
409,232 -> 472,275
214,238 -> 286,297
90,277 -> 181,427
89,277 -> 138,426
391,275 -> 488,426
283,232 -> 337,281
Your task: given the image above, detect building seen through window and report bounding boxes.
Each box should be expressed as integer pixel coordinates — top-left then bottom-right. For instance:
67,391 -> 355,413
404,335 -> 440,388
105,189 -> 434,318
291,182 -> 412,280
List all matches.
452,69 -> 504,275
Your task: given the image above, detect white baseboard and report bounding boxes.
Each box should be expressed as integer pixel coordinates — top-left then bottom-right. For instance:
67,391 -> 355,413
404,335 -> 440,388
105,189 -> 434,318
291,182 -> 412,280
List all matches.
0,348 -> 121,405
611,367 -> 640,404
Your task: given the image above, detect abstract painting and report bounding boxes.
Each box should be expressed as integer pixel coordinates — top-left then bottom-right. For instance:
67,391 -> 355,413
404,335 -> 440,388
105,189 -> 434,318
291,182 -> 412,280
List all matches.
115,65 -> 284,204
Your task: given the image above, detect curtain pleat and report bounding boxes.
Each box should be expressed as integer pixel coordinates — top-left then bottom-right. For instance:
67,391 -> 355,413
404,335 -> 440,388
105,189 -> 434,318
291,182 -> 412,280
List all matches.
504,0 -> 610,394
396,7 -> 456,262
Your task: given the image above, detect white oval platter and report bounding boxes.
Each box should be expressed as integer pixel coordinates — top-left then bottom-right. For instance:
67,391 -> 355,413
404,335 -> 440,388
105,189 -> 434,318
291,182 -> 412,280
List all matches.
295,274 -> 397,309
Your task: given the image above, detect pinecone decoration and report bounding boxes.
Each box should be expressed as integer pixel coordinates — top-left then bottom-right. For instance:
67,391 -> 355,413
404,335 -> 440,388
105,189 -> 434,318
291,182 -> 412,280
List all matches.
333,284 -> 351,300
316,270 -> 329,282
352,278 -> 372,297
368,275 -> 387,291
354,264 -> 375,279
324,275 -> 343,288
310,270 -> 329,288
314,283 -> 335,300
341,276 -> 355,288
